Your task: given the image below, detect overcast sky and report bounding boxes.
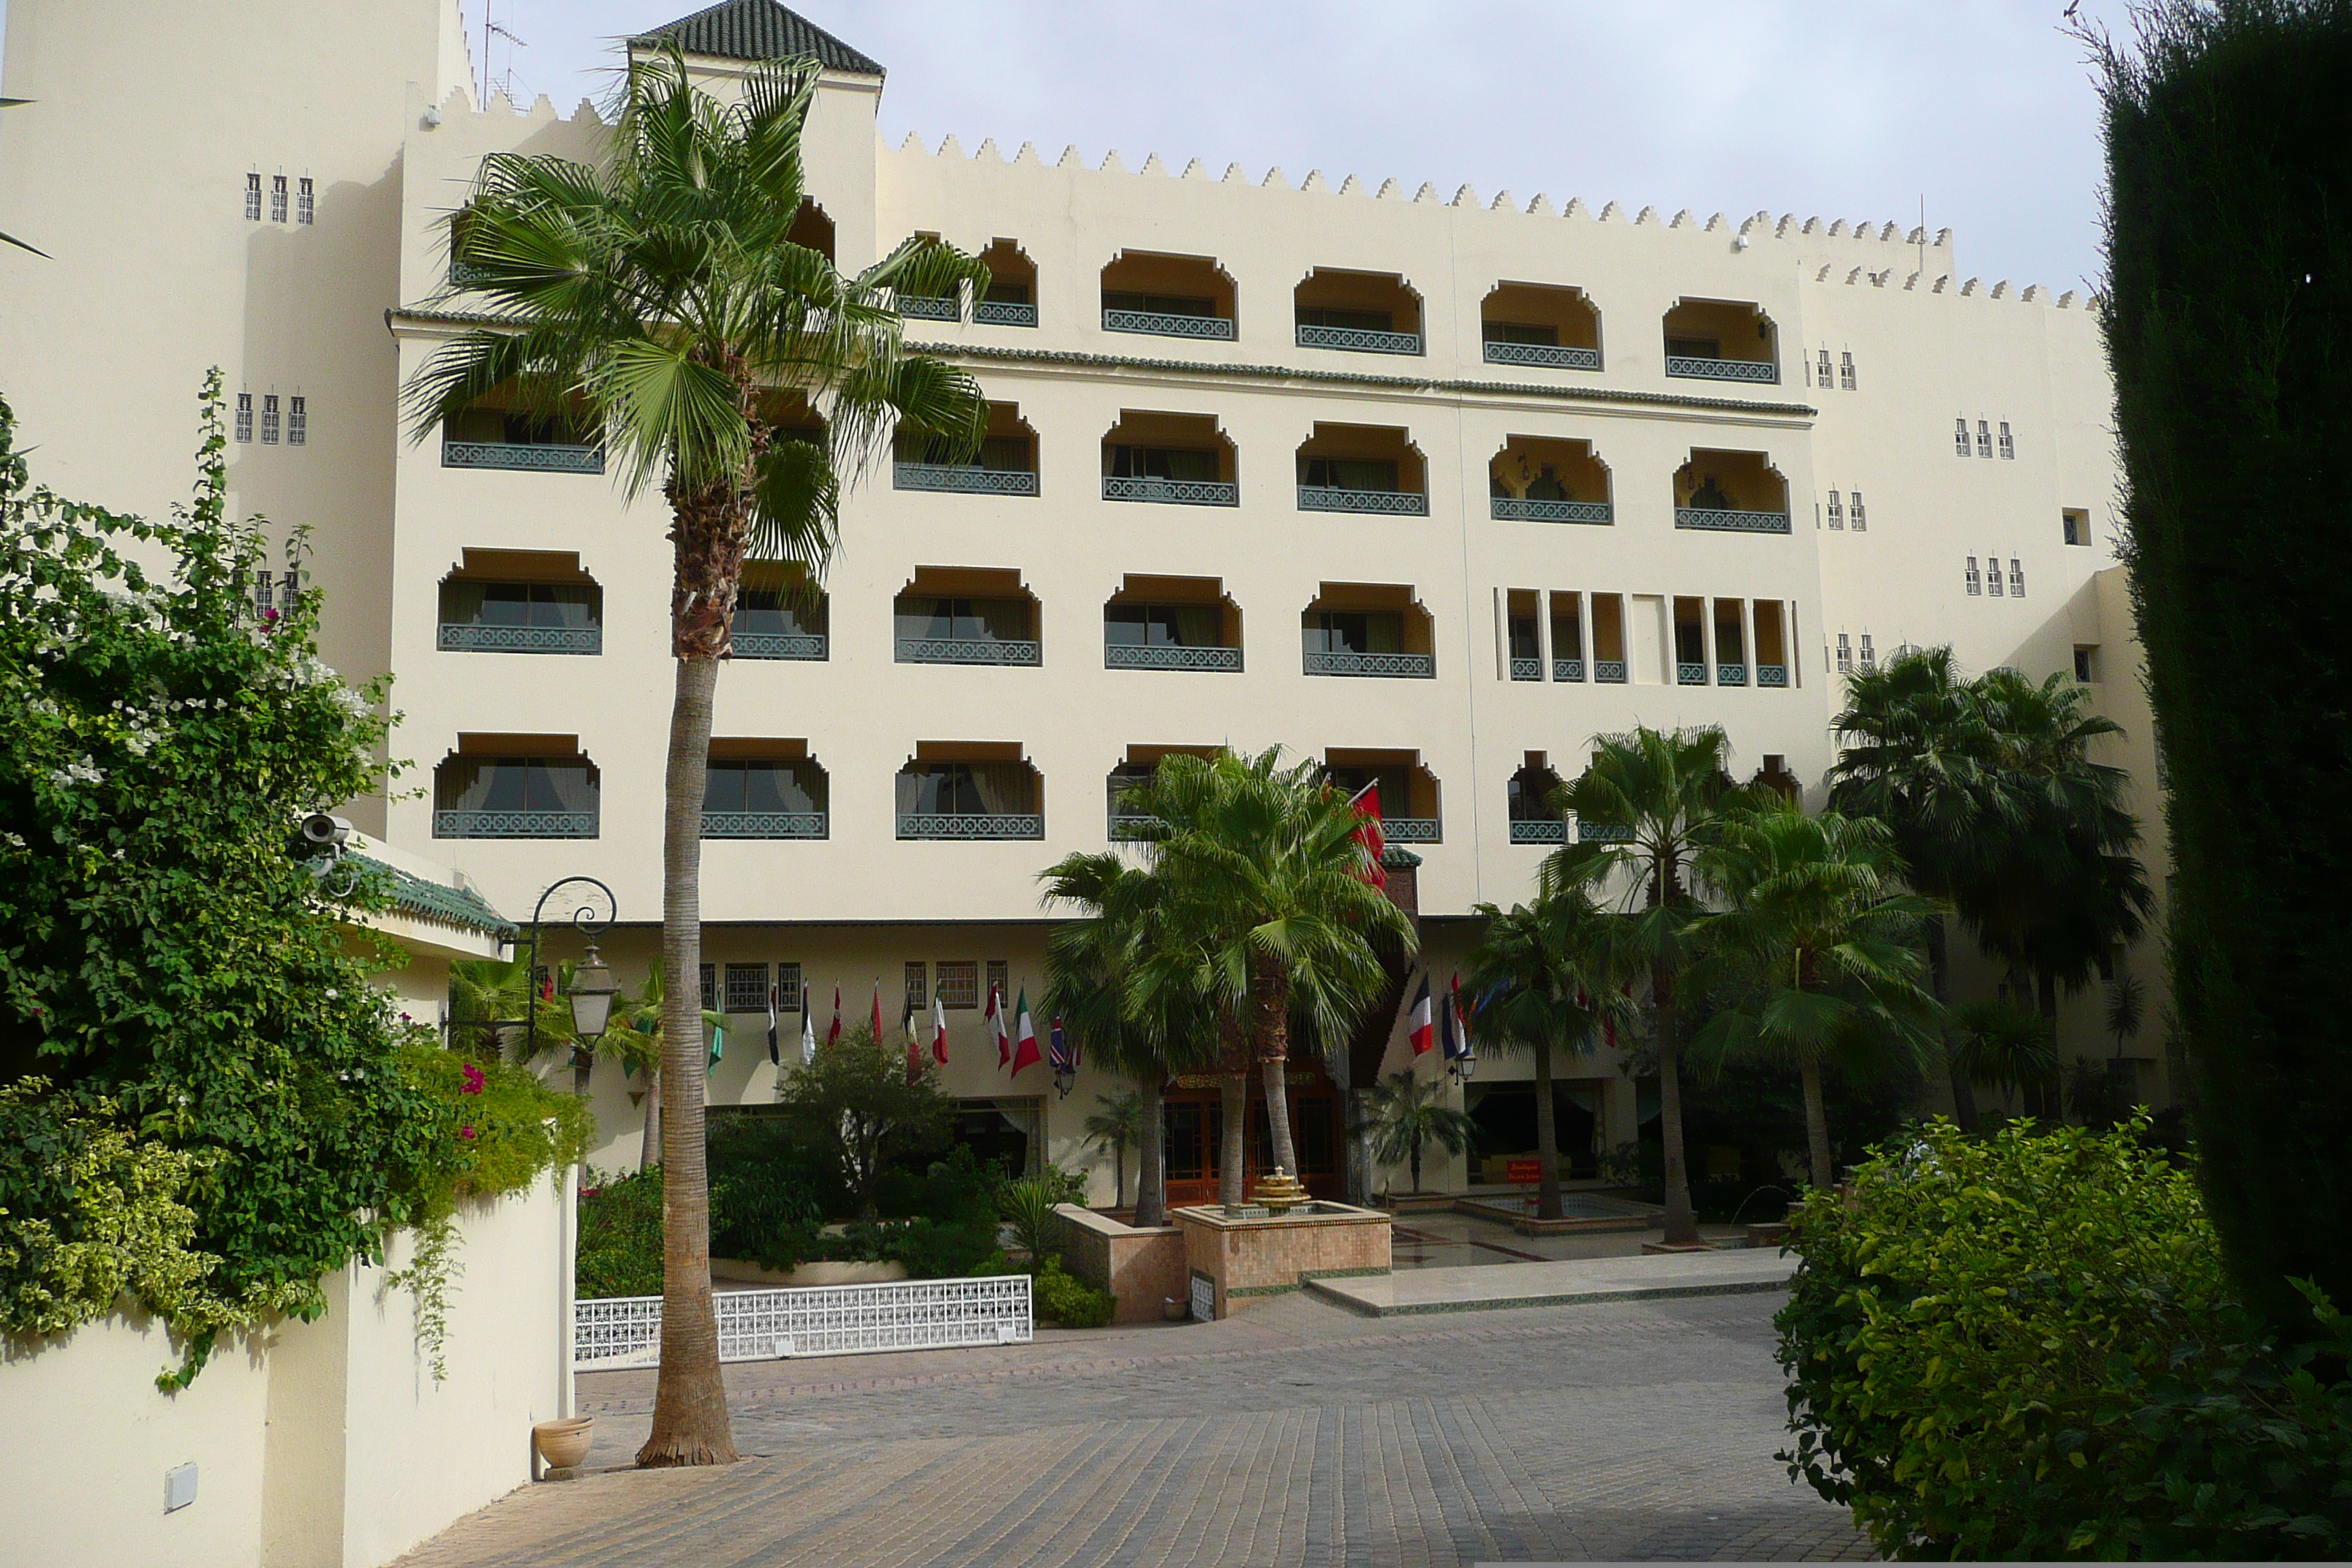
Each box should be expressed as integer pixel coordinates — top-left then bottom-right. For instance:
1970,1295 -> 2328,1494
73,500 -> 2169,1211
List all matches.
452,1 -> 2121,294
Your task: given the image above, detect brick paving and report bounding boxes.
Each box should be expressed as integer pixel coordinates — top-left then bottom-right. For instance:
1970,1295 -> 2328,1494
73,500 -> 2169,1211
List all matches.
393,1289 -> 1873,1566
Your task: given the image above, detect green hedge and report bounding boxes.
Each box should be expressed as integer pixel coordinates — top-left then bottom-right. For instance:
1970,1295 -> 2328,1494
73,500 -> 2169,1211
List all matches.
1778,1117 -> 2352,1558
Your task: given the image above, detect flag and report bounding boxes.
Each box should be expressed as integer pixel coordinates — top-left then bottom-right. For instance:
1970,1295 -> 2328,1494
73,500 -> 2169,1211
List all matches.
827,982 -> 842,1047
799,992 -> 816,1066
1448,972 -> 1476,1068
708,1022 -> 723,1066
766,980 -> 780,1067
1439,982 -> 1460,1062
1347,780 -> 1388,890
986,981 -> 1010,1069
932,995 -> 949,1066
1011,987 -> 1041,1076
1048,1015 -> 1075,1075
870,979 -> 883,1044
906,1003 -> 920,1083
1409,973 -> 1434,1055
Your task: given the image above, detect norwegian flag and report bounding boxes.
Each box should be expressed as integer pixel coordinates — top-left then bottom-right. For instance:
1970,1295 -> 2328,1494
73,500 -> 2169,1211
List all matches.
1347,781 -> 1387,890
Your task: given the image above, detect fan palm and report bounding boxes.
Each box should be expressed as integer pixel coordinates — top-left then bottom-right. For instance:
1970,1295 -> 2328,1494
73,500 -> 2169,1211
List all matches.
403,45 -> 987,1468
1081,1090 -> 1145,1210
1689,801 -> 1942,1190
1557,725 -> 1758,1245
1948,998 -> 2058,1108
1351,1070 -> 1478,1196
1126,750 -> 1414,1205
599,968 -> 725,1172
446,955 -> 578,1068
1462,842 -> 1638,1218
1039,851 -> 1218,1227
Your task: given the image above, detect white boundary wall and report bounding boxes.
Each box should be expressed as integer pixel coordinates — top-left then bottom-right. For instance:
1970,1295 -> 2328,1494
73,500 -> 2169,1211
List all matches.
576,1274 -> 1032,1370
0,1170 -> 575,1568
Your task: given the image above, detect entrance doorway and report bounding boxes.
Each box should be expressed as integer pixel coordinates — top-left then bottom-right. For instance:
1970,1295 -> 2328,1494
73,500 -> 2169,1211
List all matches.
1159,1061 -> 1343,1208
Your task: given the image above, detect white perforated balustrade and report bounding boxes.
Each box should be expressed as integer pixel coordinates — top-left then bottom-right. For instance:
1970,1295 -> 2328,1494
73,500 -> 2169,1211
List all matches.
573,1275 -> 1033,1370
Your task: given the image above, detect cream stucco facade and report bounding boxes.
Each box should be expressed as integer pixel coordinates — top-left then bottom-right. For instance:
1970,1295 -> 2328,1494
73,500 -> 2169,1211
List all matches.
0,0 -> 2169,1199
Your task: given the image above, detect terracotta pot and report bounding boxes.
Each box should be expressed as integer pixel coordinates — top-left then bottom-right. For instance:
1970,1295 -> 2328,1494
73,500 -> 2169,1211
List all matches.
534,1417 -> 595,1471
1162,1297 -> 1187,1322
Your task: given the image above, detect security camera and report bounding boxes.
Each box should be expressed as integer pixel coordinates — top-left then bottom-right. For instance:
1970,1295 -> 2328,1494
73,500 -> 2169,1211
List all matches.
296,814 -> 355,853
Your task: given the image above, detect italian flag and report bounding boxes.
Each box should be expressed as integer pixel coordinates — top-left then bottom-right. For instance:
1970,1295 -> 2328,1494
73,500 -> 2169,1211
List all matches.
1010,987 -> 1041,1077
986,982 -> 1010,1068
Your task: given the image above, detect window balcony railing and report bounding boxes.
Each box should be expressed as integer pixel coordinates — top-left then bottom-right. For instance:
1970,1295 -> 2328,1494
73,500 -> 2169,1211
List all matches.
1297,486 -> 1429,516
1553,658 -> 1586,683
898,295 -> 960,322
974,300 -> 1039,328
1677,662 -> 1708,686
895,637 -> 1042,667
893,463 -> 1039,497
442,440 -> 604,475
1101,475 -> 1238,507
1491,497 -> 1613,526
732,631 -> 827,660
1757,663 -> 1790,688
1295,323 -> 1423,356
1105,644 -> 1243,673
1676,508 -> 1792,535
1107,812 -> 1162,841
1103,308 -> 1235,341
1577,820 -> 1634,843
1303,651 -> 1436,679
1594,660 -> 1628,684
1382,818 -> 1441,843
437,624 -> 602,655
1664,355 -> 1778,384
701,811 -> 828,840
1718,663 -> 1749,687
1509,657 -> 1542,682
1509,819 -> 1567,845
1482,341 -> 1602,372
897,813 -> 1044,841
432,809 -> 598,839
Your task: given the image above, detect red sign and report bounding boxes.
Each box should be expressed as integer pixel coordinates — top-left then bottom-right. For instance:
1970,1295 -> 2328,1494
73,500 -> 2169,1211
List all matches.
1507,1158 -> 1542,1186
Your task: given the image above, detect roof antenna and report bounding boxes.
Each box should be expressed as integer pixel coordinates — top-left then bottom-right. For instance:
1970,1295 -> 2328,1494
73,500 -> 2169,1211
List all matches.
482,1 -> 528,105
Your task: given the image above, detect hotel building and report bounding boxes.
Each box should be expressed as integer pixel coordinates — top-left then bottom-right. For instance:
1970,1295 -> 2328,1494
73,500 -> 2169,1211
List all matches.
0,0 -> 2171,1200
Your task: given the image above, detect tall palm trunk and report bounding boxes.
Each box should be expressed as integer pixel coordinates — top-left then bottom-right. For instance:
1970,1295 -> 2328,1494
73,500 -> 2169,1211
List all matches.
1532,1034 -> 1562,1221
1217,1019 -> 1250,1209
2037,969 -> 2064,1123
639,1063 -> 662,1172
1654,967 -> 1698,1245
1134,1066 -> 1168,1228
639,460 -> 747,1469
1800,1055 -> 1833,1191
1926,914 -> 1978,1131
1254,957 -> 1300,1180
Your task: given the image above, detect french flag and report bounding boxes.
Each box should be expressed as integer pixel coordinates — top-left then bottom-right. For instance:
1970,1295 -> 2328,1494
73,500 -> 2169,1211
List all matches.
1409,973 -> 1434,1055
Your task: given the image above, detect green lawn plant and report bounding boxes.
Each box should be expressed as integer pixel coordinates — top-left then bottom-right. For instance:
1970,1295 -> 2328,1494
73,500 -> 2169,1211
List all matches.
1777,1115 -> 2352,1558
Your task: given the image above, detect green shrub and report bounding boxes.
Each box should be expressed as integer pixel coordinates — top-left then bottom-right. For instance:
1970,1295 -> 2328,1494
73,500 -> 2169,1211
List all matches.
1030,1258 -> 1114,1329
1779,1116 -> 2352,1558
998,1169 -> 1084,1264
576,1166 -> 665,1299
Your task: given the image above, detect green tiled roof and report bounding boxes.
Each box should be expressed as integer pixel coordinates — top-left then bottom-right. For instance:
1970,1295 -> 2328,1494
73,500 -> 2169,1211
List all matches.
636,0 -> 884,76
1382,846 -> 1423,870
353,855 -> 516,939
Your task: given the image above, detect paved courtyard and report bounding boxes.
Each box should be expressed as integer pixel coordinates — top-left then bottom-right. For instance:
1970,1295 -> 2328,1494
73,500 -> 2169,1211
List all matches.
393,1285 -> 1871,1567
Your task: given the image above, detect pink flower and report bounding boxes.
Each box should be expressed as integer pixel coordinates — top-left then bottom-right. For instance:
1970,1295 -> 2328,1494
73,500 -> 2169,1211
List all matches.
461,1062 -> 485,1096
459,1125 -> 477,1141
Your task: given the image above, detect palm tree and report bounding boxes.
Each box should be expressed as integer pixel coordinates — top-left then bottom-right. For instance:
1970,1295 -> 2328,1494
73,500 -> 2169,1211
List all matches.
1127,750 -> 1414,1204
1827,647 -> 2010,1130
600,968 -> 725,1172
1558,725 -> 1757,1246
1039,851 -> 1218,1228
1948,998 -> 2057,1114
2106,973 -> 2147,1061
447,955 -> 579,1068
404,45 -> 988,1468
1081,1090 -> 1145,1210
1352,1070 -> 1478,1196
1690,801 -> 1942,1190
1462,843 -> 1637,1218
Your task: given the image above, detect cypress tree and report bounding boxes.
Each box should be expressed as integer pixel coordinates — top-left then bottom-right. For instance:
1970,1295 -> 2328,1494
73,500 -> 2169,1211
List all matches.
2097,0 -> 2352,1335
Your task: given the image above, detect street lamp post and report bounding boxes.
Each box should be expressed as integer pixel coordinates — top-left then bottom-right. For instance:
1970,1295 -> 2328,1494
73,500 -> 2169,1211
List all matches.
460,875 -> 620,1091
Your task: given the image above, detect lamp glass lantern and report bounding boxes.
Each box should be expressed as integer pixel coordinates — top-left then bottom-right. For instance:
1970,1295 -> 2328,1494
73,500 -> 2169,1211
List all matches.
566,941 -> 619,1041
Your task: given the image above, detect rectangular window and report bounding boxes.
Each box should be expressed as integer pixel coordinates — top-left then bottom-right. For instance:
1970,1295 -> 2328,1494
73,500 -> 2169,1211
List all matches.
2062,508 -> 2089,546
1849,489 -> 1866,531
1954,418 -> 1970,457
1825,490 -> 1843,530
260,394 -> 280,445
1977,420 -> 1994,459
1965,556 -> 1981,595
2073,645 -> 2100,682
1839,351 -> 1857,391
1836,633 -> 1852,674
234,393 -> 254,444
1859,633 -> 1875,671
935,960 -> 979,1009
1986,550 -> 2004,595
1106,444 -> 1221,483
987,960 -> 1009,1008
244,172 -> 263,221
2008,558 -> 2025,597
724,963 -> 768,1014
296,176 -> 314,226
1816,348 -> 1832,388
1998,421 -> 2016,459
1104,602 -> 1224,649
287,396 -> 306,447
903,962 -> 927,1016
270,174 -> 288,223
776,962 -> 803,1013
1298,456 -> 1401,492
699,963 -> 716,1012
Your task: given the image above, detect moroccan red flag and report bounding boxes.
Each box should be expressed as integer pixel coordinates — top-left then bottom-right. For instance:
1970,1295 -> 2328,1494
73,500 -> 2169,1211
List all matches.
1348,781 -> 1388,890
1409,973 -> 1434,1055
827,982 -> 842,1047
870,979 -> 883,1044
